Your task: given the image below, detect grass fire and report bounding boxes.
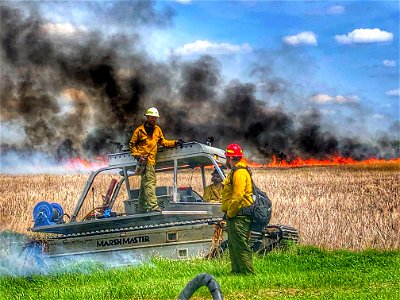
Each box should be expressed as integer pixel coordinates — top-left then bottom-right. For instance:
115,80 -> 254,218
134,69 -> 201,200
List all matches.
1,159 -> 398,250
0,2 -> 399,299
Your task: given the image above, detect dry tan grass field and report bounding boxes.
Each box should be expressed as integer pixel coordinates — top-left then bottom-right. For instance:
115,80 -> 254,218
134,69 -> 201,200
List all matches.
0,162 -> 399,250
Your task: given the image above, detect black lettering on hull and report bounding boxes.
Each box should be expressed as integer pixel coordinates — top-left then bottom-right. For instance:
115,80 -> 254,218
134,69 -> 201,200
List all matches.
97,235 -> 150,248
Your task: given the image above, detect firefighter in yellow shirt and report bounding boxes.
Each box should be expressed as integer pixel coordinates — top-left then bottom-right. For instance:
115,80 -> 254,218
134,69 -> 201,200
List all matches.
129,107 -> 183,213
203,169 -> 223,203
221,143 -> 254,274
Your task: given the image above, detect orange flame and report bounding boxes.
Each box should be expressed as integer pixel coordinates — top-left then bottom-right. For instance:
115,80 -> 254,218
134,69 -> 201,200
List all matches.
64,155 -> 399,171
247,156 -> 400,168
65,156 -> 108,171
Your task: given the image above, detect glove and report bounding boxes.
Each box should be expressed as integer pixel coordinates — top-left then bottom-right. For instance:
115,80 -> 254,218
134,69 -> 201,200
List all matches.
135,156 -> 147,164
176,139 -> 184,149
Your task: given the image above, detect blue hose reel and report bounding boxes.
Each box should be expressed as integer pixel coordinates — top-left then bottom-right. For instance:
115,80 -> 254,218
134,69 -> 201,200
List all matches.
33,201 -> 64,227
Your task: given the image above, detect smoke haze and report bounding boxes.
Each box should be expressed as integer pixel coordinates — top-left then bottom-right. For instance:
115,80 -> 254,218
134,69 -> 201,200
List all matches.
1,3 -> 398,169
0,231 -> 142,276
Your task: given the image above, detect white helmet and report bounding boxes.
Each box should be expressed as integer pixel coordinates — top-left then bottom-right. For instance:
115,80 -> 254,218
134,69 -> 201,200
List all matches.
144,107 -> 160,117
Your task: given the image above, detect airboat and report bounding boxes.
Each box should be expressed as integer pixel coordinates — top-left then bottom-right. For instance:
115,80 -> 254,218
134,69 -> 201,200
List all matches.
29,142 -> 299,264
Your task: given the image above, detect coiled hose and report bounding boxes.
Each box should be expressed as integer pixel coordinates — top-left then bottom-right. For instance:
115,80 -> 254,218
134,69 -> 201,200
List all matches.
178,273 -> 223,300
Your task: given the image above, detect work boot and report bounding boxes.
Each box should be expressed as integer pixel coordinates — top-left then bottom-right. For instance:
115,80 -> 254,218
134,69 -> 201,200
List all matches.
152,207 -> 162,212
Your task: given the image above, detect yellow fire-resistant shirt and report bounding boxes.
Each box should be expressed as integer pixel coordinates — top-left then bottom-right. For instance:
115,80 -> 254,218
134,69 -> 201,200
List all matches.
221,159 -> 254,218
203,183 -> 223,203
129,123 -> 176,166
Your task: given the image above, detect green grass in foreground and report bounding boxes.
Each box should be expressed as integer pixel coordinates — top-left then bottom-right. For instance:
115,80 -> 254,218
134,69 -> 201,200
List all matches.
1,246 -> 399,300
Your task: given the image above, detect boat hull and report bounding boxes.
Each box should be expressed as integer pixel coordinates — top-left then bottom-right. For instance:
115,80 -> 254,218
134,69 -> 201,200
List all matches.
44,221 -> 220,261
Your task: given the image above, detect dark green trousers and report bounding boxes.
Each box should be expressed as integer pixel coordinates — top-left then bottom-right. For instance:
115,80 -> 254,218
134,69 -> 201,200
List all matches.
227,215 -> 255,274
138,165 -> 159,212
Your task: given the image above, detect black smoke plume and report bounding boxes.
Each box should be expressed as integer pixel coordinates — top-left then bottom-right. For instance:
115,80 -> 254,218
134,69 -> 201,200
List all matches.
0,3 -> 398,164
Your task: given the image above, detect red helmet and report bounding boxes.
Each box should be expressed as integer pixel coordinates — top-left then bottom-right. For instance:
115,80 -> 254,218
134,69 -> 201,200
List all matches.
225,143 -> 243,158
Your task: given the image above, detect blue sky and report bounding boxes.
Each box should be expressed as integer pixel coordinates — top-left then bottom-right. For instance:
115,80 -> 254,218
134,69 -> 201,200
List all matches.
164,1 -> 399,120
1,0 -> 399,154
34,0 -> 398,137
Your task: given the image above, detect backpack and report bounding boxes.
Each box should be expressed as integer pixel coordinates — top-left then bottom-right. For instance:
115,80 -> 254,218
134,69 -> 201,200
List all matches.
231,166 -> 272,227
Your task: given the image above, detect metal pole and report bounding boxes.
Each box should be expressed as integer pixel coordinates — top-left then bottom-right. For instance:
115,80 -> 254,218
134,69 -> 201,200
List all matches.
173,158 -> 178,202
201,166 -> 206,191
123,167 -> 132,199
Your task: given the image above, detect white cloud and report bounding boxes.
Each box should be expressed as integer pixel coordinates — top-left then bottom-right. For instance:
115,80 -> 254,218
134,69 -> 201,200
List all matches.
41,22 -> 88,36
310,94 -> 332,103
310,5 -> 345,16
372,114 -> 385,120
386,88 -> 400,97
174,0 -> 192,3
335,28 -> 393,44
383,60 -> 396,67
172,40 -> 251,56
327,5 -> 345,15
283,31 -> 317,46
320,108 -> 336,116
310,93 -> 359,104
